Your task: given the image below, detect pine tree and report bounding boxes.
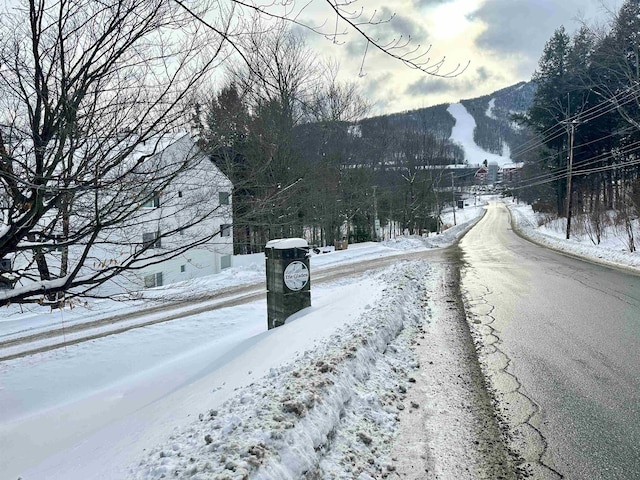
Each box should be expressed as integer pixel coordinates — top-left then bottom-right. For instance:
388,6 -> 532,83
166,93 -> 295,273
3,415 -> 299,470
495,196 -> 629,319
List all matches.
527,27 -> 573,214
529,27 -> 572,148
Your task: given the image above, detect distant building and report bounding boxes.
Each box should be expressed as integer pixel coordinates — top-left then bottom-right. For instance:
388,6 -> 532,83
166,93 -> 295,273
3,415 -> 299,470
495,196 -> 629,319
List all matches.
499,163 -> 524,184
487,162 -> 499,184
474,166 -> 488,183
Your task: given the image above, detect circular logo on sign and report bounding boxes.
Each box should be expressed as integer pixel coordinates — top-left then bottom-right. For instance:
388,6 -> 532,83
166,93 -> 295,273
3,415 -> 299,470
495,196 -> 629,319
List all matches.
283,261 -> 309,291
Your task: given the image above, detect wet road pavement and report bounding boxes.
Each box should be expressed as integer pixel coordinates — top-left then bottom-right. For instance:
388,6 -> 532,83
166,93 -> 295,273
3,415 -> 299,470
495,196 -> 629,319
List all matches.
460,202 -> 640,479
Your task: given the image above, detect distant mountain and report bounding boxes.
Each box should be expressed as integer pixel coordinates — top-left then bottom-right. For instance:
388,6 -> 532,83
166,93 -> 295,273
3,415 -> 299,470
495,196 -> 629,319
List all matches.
460,81 -> 537,157
359,81 -> 537,162
382,103 -> 456,140
292,82 -> 537,170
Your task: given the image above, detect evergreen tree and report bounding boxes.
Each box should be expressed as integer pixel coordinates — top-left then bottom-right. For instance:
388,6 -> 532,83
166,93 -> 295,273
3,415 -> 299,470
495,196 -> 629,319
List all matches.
526,26 -> 573,214
528,27 -> 572,144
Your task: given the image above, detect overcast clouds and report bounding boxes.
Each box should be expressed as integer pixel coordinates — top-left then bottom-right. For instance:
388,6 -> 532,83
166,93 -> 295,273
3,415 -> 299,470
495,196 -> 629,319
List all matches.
302,0 -> 619,115
1,0 -> 618,119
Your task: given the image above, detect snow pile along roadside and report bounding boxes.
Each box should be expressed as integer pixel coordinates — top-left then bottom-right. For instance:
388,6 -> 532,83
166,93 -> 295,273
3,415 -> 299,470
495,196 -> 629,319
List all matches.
381,206 -> 487,252
507,201 -> 640,271
130,262 -> 430,480
424,212 -> 486,248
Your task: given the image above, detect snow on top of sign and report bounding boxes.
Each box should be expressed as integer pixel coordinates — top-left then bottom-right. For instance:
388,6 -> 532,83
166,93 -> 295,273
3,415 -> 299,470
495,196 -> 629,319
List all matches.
265,238 -> 308,249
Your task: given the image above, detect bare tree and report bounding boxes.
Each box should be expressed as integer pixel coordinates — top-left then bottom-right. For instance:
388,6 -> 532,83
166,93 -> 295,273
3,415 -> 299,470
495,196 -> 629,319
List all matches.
0,0 -> 231,306
222,22 -> 318,242
587,1 -> 640,131
306,60 -> 371,124
300,59 -> 372,245
175,0 -> 468,78
1,0 -> 465,306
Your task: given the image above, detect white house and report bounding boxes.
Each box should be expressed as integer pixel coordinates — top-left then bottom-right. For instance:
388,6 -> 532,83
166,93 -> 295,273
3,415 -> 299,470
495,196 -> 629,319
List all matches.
2,132 -> 233,296
116,133 -> 234,290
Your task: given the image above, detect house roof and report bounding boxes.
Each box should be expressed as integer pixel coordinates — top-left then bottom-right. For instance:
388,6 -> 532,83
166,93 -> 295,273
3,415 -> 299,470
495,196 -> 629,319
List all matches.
499,162 -> 524,170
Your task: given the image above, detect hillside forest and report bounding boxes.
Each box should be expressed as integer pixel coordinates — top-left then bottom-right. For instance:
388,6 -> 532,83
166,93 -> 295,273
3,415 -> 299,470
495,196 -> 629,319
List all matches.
194,33 -> 536,254
193,29 -> 472,253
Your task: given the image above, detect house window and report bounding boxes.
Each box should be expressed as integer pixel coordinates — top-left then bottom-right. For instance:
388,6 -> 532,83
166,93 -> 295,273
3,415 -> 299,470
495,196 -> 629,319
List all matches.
221,255 -> 232,269
219,192 -> 230,205
178,191 -> 183,198
220,224 -> 231,237
142,231 -> 161,248
52,234 -> 64,253
144,272 -> 163,288
0,258 -> 11,272
180,264 -> 186,273
142,192 -> 160,208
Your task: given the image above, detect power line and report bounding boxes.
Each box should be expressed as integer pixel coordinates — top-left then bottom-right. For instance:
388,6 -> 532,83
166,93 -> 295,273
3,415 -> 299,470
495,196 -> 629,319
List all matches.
564,119 -> 577,239
508,86 -> 640,160
510,143 -> 640,191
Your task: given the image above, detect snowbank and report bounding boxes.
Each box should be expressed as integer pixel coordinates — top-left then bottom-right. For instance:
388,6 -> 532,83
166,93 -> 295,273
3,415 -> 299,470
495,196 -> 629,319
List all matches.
131,263 -> 430,479
507,201 -> 640,272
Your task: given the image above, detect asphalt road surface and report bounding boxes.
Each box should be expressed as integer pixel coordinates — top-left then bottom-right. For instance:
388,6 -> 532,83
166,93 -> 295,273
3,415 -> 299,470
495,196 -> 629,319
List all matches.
460,202 -> 640,479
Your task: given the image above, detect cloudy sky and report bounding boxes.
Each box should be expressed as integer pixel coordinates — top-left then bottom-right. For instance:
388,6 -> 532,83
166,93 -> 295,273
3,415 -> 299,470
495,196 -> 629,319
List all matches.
297,0 -> 620,115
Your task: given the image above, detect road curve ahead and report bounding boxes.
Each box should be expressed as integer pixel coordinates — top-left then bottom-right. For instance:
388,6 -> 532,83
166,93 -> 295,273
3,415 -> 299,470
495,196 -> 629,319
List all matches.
460,202 -> 640,480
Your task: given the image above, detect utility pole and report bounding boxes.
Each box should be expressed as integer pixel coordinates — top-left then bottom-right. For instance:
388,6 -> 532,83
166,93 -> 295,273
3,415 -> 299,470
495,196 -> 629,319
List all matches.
451,171 -> 457,226
373,185 -> 379,241
564,92 -> 579,240
565,120 -> 577,240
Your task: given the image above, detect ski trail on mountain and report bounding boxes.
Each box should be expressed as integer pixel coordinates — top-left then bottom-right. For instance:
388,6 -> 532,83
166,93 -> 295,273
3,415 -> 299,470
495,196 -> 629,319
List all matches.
447,103 -> 512,167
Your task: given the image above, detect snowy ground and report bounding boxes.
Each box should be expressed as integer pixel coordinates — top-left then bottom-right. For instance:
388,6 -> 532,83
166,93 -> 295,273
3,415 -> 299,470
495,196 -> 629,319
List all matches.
508,200 -> 640,272
4,192 -> 637,480
1,204 -> 488,480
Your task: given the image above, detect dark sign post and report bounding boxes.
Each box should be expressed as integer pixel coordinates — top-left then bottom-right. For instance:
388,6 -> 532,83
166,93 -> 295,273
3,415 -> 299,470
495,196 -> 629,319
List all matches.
265,238 -> 311,329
